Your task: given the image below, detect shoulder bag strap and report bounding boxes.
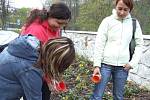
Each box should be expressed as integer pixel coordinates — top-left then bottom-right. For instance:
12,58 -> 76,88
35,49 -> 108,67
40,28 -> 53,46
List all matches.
132,18 -> 136,39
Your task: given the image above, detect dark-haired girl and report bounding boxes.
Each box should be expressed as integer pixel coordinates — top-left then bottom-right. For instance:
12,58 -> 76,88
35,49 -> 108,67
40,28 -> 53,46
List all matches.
21,2 -> 71,44
21,2 -> 71,99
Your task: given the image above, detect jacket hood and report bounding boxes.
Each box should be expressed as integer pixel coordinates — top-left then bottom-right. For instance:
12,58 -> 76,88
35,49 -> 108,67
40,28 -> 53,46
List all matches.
111,9 -> 131,20
7,35 -> 39,61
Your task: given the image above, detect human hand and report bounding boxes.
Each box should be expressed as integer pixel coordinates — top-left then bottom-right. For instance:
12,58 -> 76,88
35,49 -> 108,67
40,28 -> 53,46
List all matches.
93,66 -> 101,76
123,63 -> 133,71
48,80 -> 67,94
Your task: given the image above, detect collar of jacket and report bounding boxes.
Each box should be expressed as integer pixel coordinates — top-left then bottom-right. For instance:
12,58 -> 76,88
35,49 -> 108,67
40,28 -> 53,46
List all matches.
41,20 -> 60,33
111,9 -> 131,20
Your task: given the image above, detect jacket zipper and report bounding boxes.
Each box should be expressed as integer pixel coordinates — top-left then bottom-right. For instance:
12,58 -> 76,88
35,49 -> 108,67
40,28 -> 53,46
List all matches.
117,19 -> 123,66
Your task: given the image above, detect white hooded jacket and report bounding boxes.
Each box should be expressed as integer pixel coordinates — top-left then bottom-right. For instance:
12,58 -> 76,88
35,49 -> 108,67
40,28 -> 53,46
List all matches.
93,9 -> 143,68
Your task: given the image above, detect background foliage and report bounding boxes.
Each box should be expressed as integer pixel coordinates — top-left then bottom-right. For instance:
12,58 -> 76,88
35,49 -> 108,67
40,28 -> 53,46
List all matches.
0,0 -> 150,34
73,0 -> 150,35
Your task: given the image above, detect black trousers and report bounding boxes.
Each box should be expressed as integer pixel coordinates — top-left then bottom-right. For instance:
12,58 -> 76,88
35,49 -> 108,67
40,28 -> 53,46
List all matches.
42,81 -> 51,100
23,81 -> 51,100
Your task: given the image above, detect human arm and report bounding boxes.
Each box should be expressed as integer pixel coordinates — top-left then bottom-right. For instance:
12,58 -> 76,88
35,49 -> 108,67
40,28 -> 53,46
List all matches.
128,20 -> 143,68
17,68 -> 43,100
93,18 -> 109,68
93,18 -> 109,75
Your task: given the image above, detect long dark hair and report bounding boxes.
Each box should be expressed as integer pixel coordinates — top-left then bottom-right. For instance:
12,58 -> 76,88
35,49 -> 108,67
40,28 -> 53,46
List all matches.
25,2 -> 71,28
36,37 -> 75,81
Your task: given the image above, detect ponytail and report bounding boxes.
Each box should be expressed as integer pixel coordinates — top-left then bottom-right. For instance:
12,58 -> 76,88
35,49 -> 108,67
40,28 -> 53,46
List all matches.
25,8 -> 48,28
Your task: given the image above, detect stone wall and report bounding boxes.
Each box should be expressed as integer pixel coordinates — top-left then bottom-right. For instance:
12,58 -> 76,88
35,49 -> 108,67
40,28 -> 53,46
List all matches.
62,30 -> 150,89
128,35 -> 150,89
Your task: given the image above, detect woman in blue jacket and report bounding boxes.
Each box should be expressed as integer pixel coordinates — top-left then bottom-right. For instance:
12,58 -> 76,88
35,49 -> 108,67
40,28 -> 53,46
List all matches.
0,35 -> 75,100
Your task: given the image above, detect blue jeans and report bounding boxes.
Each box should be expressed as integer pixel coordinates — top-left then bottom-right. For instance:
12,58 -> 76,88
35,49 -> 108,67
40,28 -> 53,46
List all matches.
90,63 -> 128,100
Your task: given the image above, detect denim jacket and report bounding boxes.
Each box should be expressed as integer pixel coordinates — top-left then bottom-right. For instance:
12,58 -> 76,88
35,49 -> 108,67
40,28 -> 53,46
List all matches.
0,35 -> 43,100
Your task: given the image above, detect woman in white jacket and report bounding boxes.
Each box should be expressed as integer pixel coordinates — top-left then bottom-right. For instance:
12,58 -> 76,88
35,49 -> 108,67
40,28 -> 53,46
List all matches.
90,0 -> 143,100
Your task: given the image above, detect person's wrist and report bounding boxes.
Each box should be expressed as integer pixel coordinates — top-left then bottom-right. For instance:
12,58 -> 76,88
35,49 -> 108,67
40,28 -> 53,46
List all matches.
93,66 -> 101,75
94,66 -> 99,68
